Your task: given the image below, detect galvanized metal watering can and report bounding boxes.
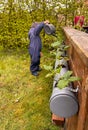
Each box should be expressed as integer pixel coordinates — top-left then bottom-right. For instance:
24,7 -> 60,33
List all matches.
44,23 -> 56,36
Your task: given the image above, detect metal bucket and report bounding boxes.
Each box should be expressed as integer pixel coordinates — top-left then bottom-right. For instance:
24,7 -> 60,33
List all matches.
50,87 -> 79,118
44,23 -> 56,35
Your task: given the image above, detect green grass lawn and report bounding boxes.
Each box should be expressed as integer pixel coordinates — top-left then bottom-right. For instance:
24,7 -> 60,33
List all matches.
0,48 -> 60,130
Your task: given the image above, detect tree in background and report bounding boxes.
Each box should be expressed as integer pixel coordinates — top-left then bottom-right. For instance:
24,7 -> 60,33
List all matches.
0,0 -> 87,48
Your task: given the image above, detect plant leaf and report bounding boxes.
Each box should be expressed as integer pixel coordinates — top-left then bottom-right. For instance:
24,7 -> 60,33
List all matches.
43,65 -> 53,71
55,66 -> 62,73
56,51 -> 62,57
57,79 -> 69,89
64,45 -> 70,50
51,41 -> 61,48
68,76 -> 81,82
45,72 -> 54,78
61,70 -> 73,79
50,51 -> 57,56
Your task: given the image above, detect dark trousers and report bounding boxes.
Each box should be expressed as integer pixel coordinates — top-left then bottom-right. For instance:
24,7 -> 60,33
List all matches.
29,48 -> 40,73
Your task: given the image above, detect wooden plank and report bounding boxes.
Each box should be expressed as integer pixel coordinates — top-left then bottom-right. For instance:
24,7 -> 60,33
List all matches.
63,27 -> 88,66
63,27 -> 88,130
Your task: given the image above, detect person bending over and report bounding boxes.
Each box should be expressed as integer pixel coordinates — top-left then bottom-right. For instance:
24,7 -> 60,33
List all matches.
28,20 -> 49,76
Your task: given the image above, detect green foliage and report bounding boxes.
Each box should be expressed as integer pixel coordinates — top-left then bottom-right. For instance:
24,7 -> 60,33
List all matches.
44,35 -> 81,90
43,65 -> 53,71
57,70 -> 81,89
43,65 -> 62,78
51,40 -> 69,61
0,0 -> 88,49
51,41 -> 61,48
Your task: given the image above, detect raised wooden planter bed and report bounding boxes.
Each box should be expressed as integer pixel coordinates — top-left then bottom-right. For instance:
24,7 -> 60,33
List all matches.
63,27 -> 88,130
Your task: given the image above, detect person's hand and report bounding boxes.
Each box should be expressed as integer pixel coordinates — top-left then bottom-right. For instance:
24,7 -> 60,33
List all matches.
44,20 -> 49,24
40,52 -> 43,57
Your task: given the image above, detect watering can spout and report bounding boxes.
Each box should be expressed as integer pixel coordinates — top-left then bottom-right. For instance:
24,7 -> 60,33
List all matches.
52,33 -> 57,37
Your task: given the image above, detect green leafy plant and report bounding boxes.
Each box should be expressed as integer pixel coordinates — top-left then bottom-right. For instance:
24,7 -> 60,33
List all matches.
51,41 -> 69,59
51,41 -> 61,48
44,37 -> 81,90
43,65 -> 62,78
57,70 -> 81,89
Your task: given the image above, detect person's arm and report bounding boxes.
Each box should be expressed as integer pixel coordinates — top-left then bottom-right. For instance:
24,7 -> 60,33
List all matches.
34,20 -> 49,35
34,22 -> 44,35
